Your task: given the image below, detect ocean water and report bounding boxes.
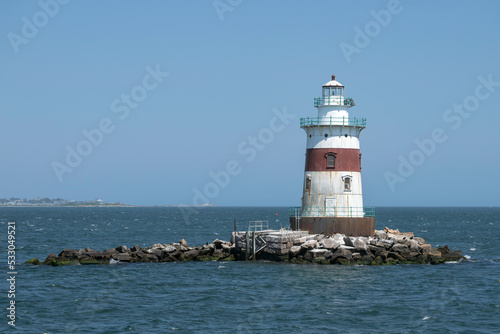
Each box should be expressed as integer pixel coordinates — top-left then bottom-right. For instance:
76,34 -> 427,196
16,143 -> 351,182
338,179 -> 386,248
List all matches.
1,206 -> 499,333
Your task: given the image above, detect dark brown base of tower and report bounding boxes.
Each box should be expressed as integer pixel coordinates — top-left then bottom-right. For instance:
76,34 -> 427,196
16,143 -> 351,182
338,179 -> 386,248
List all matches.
289,216 -> 375,237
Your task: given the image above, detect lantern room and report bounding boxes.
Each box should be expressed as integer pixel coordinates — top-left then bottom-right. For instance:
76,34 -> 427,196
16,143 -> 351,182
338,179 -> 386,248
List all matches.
322,75 -> 344,97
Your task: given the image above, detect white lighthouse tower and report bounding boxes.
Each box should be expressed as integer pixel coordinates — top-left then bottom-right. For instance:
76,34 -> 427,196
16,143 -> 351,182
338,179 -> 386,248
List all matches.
290,75 -> 375,237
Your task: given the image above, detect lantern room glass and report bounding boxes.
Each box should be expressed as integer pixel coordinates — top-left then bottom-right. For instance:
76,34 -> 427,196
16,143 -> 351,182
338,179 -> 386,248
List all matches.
322,87 -> 344,97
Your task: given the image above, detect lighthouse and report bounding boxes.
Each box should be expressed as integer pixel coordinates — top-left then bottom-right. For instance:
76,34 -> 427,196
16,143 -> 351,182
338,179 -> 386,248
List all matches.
290,75 -> 375,237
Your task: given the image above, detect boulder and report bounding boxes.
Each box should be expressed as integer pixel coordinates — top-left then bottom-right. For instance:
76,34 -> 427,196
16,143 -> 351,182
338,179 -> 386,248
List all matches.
353,238 -> 368,251
427,247 -> 442,258
314,234 -> 325,241
112,253 -> 131,262
84,249 -> 101,257
42,254 -> 57,265
407,239 -> 421,252
376,250 -> 389,261
102,248 -> 119,256
384,227 -> 399,234
359,254 -> 374,264
319,238 -> 337,249
387,252 -> 405,261
387,233 -> 407,243
392,243 -> 411,256
413,237 -> 427,245
151,248 -> 163,258
368,245 -> 385,254
438,245 -> 451,255
323,251 -> 334,260
137,252 -> 159,262
131,245 -> 142,252
308,249 -> 329,259
58,249 -> 78,259
442,250 -> 463,262
343,237 -> 354,247
301,240 -> 318,250
421,243 -> 432,254
115,245 -> 130,253
332,234 -> 345,243
180,239 -> 188,247
289,246 -> 302,257
379,239 -> 394,249
375,230 -> 388,240
427,248 -> 443,264
183,249 -> 199,260
331,248 -> 352,260
303,251 -> 314,262
213,239 -> 224,249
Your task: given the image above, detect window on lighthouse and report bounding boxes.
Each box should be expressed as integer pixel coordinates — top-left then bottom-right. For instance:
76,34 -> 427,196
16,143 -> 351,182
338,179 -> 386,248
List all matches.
305,175 -> 311,193
343,176 -> 352,192
325,153 -> 336,169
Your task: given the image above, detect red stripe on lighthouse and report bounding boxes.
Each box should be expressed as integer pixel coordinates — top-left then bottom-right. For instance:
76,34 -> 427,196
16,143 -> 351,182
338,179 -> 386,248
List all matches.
305,148 -> 361,172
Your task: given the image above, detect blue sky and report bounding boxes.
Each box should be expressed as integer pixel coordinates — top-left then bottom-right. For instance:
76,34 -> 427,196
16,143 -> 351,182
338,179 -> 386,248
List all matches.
1,0 -> 499,206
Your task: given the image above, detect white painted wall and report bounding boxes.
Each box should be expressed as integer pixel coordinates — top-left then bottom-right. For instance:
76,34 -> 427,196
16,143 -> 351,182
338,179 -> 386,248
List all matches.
305,126 -> 362,149
301,171 -> 364,217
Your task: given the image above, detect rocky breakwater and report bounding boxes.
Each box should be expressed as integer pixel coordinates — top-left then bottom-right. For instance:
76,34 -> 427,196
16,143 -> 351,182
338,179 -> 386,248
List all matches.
25,228 -> 465,266
25,239 -> 235,266
232,227 -> 465,265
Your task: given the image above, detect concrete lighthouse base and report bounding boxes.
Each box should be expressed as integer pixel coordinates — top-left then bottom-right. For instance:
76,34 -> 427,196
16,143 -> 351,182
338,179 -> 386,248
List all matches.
289,216 -> 375,237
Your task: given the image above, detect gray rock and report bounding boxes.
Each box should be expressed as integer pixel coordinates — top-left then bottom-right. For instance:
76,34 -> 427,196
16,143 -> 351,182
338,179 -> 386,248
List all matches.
213,239 -> 224,249
407,239 -> 421,252
102,248 -> 119,256
289,246 -> 302,257
332,234 -> 345,244
163,245 -> 177,253
343,237 -> 354,247
353,238 -> 368,251
112,253 -> 131,262
368,245 -> 385,254
314,234 -> 325,241
442,250 -> 463,261
138,252 -> 159,262
375,230 -> 388,240
319,238 -> 336,249
58,249 -> 78,259
360,254 -> 374,263
131,245 -> 142,252
303,251 -> 314,262
152,248 -> 163,258
331,248 -> 353,260
413,237 -> 427,245
301,240 -> 318,250
392,243 -> 411,256
387,252 -> 405,261
115,245 -> 130,253
421,243 -> 432,254
379,239 -> 394,248
387,233 -> 407,243
339,245 -> 355,250
183,249 -> 199,260
307,249 -> 329,260
84,249 -> 101,257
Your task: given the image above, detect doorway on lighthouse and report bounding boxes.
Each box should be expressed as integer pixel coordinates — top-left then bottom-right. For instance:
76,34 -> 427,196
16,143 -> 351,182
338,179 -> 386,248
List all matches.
325,197 -> 336,216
